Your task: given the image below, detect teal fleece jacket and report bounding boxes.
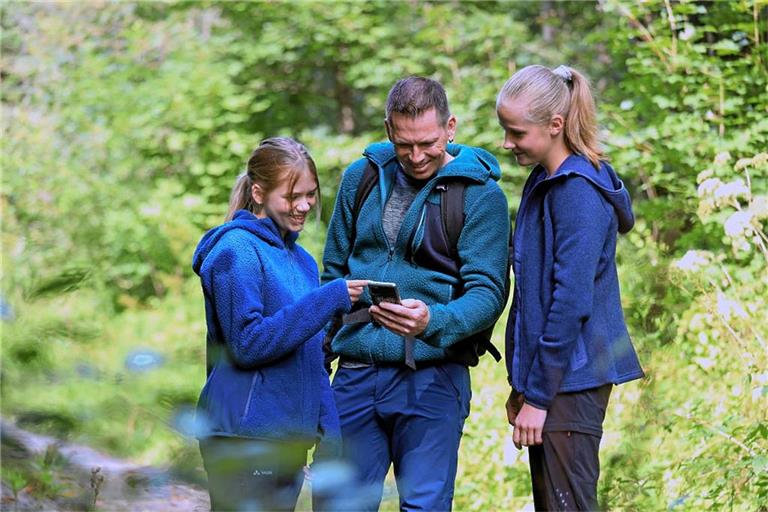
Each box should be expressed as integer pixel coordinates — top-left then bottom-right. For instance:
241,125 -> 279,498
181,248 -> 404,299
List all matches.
321,142 -> 509,364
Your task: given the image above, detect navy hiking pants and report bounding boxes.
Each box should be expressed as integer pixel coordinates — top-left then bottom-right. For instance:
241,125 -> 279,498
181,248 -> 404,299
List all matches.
332,362 -> 471,511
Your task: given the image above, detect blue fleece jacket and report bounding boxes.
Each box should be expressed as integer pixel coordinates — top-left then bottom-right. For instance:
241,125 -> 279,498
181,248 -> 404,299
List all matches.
322,142 -> 509,363
192,210 -> 351,448
506,154 -> 644,410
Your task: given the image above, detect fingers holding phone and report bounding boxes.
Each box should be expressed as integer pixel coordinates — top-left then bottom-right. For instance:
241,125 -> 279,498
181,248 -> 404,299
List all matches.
370,300 -> 430,337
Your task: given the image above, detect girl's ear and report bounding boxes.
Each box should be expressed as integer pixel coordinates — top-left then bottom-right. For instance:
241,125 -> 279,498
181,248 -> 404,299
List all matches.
550,114 -> 565,136
251,183 -> 264,207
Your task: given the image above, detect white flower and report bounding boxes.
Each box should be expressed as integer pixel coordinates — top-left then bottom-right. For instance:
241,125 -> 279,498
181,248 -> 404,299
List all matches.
735,157 -> 754,171
713,179 -> 749,201
674,250 -> 712,272
724,211 -> 754,237
714,152 -> 732,165
697,177 -> 723,197
716,290 -> 748,320
679,24 -> 696,41
697,168 -> 714,182
751,195 -> 768,217
620,100 -> 634,110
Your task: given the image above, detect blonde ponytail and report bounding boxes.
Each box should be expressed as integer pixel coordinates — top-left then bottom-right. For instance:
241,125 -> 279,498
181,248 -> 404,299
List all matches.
561,67 -> 602,169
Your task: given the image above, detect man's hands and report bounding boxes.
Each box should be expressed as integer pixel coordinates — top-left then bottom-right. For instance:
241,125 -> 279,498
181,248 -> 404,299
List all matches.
369,299 -> 430,337
505,390 -> 547,449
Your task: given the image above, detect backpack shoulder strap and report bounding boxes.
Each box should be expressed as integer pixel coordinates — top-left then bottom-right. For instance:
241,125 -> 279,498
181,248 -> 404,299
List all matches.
440,179 -> 504,364
350,161 -> 379,243
439,180 -> 466,260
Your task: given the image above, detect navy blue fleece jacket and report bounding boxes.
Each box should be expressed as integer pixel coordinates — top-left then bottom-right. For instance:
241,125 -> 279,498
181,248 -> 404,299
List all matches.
192,210 -> 351,448
322,142 -> 509,364
506,155 -> 644,410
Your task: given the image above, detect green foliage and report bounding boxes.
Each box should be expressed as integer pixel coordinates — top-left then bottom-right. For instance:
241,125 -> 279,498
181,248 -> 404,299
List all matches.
595,2 -> 768,509
1,4 -> 227,306
2,1 -> 767,510
601,0 -> 768,253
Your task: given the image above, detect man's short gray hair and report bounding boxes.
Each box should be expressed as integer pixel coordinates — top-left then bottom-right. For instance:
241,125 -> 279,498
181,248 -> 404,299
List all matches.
385,76 -> 451,125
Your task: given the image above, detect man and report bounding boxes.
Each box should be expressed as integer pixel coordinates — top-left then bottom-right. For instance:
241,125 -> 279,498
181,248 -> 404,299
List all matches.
321,76 -> 509,510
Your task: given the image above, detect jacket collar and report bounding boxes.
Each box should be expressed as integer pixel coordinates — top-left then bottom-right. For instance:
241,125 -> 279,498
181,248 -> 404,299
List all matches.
362,142 -> 502,185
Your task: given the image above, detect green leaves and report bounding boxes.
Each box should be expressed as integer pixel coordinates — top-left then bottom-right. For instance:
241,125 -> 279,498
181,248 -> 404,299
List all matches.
2,1 -> 767,509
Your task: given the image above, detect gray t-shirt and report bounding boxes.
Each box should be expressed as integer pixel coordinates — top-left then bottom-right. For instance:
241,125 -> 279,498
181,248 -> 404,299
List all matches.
383,167 -> 429,246
339,167 -> 427,370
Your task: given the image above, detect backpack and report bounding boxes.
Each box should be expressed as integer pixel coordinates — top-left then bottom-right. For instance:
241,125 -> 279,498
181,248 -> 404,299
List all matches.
338,161 -> 507,367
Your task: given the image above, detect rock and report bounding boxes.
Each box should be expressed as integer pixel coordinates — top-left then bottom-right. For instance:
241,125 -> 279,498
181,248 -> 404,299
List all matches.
1,419 -> 209,511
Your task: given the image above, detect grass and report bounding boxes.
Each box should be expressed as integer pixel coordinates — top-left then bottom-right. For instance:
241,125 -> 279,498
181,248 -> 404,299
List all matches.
2,273 -> 765,510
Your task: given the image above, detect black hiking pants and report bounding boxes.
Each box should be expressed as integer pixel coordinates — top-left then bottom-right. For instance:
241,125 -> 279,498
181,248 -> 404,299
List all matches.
528,384 -> 612,511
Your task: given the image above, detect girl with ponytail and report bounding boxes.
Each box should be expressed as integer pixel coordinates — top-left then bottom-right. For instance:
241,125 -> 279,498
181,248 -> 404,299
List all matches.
497,66 -> 644,511
192,137 -> 367,511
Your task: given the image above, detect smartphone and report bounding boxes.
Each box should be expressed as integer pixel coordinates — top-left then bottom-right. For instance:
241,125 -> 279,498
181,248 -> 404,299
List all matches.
368,281 -> 401,305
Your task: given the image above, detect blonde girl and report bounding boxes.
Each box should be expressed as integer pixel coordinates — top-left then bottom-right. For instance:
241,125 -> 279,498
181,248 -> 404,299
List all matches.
497,66 -> 644,511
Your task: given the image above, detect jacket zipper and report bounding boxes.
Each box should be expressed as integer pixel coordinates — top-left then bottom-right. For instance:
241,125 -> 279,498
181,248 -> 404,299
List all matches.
512,174 -> 541,386
241,371 -> 259,423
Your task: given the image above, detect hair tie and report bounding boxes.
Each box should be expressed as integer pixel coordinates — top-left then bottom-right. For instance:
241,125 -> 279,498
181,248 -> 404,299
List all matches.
553,65 -> 573,84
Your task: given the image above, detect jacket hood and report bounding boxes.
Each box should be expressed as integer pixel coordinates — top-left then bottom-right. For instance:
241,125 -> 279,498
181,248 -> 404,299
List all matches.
192,210 -> 298,275
363,142 -> 502,184
546,155 -> 634,233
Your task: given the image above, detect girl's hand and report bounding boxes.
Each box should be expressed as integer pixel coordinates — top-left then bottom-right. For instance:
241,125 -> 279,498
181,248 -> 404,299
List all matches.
346,280 -> 368,304
505,389 -> 525,426
513,403 -> 548,447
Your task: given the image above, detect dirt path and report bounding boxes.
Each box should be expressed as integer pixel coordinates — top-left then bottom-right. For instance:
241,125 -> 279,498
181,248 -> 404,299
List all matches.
1,420 -> 209,511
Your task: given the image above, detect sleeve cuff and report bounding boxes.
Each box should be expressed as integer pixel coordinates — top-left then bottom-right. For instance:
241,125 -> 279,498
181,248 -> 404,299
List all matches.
524,397 -> 550,411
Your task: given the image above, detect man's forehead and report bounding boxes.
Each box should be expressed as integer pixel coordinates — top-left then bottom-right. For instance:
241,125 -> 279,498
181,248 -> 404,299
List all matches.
388,107 -> 440,124
387,110 -> 446,140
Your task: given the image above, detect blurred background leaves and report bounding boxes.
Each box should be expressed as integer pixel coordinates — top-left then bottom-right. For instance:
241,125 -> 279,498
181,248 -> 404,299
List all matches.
1,0 -> 766,509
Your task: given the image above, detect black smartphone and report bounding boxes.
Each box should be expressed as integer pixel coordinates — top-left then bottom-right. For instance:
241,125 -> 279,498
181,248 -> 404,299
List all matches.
368,281 -> 401,305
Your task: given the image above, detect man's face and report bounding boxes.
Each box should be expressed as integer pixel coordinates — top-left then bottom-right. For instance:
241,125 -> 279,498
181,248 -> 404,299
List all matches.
385,108 -> 456,180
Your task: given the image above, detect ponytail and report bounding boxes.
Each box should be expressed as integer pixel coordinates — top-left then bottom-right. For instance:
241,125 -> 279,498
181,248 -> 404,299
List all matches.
560,67 -> 602,170
497,64 -> 603,170
225,172 -> 256,221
